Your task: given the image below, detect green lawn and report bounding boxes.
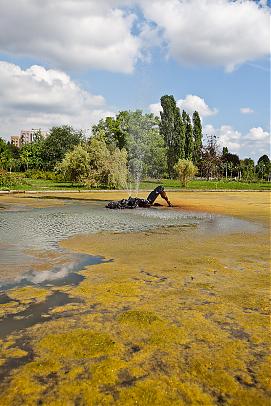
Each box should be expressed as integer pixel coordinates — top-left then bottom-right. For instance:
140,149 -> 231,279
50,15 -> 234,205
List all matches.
1,177 -> 270,191
139,179 -> 271,190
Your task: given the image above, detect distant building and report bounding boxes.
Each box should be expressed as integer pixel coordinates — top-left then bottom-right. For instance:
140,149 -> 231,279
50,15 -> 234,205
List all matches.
11,135 -> 21,148
10,129 -> 48,147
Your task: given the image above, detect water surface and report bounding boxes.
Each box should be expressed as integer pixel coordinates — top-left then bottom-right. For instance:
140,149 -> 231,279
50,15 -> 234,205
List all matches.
0,199 -> 261,286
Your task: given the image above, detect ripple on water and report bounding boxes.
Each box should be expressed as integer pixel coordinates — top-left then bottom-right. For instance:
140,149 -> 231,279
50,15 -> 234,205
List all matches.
0,200 -> 261,279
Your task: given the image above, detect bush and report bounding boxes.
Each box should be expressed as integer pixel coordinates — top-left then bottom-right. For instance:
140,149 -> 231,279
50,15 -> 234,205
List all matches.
0,170 -> 29,188
174,159 -> 197,187
24,170 -> 59,181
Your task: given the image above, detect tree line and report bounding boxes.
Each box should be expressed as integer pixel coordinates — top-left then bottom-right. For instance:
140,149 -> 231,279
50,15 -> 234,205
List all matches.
0,94 -> 270,188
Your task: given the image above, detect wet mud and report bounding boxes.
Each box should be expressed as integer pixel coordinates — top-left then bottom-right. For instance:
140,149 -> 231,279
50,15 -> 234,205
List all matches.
0,191 -> 270,405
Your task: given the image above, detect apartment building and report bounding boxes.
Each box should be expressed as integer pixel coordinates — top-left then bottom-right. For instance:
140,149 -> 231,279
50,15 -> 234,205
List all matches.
10,135 -> 21,148
10,129 -> 48,147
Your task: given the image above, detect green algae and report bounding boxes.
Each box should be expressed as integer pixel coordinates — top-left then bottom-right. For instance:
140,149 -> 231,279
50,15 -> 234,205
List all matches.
38,329 -> 116,360
1,192 -> 270,405
8,286 -> 50,304
118,310 -> 160,325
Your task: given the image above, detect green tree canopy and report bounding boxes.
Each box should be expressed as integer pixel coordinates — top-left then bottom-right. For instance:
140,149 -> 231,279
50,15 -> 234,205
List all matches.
182,110 -> 194,161
240,158 -> 255,181
20,139 -> 45,170
55,144 -> 90,183
256,154 -> 270,180
92,113 -> 129,150
42,125 -> 85,170
0,138 -> 12,170
174,159 -> 197,187
160,95 -> 185,178
192,111 -> 202,164
87,132 -> 128,188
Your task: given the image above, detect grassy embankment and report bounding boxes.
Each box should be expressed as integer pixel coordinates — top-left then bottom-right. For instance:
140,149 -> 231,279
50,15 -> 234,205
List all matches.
1,176 -> 270,191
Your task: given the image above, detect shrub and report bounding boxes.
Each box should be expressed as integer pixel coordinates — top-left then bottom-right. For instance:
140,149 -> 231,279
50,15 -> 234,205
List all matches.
0,170 -> 29,188
174,159 -> 197,187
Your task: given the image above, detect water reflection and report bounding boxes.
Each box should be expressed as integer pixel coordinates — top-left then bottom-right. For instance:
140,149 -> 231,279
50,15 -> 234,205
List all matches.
0,200 -> 261,279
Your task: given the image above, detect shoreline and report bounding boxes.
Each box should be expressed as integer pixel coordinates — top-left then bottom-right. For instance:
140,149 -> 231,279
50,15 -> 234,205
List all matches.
0,192 -> 270,404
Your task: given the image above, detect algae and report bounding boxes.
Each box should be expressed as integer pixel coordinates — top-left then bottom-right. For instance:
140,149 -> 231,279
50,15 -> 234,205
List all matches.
0,191 -> 270,405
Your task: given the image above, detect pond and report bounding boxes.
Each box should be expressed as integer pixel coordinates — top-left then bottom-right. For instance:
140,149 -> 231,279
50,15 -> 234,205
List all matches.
0,199 -> 260,289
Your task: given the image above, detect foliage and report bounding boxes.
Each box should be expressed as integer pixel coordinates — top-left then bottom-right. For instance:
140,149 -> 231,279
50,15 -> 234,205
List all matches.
222,152 -> 240,178
192,111 -> 202,164
0,169 -> 28,188
0,138 -> 12,170
240,158 -> 255,181
20,140 -> 45,171
174,159 -> 197,187
256,154 -> 270,180
182,110 -> 194,161
87,133 -> 128,189
24,170 -> 58,181
42,126 -> 85,170
124,110 -> 165,181
92,112 -> 129,150
160,95 -> 185,178
199,135 -> 222,180
92,111 -> 165,180
55,144 -> 90,183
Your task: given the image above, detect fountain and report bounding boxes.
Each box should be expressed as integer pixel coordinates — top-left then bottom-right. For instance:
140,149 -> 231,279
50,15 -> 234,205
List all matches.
105,185 -> 172,209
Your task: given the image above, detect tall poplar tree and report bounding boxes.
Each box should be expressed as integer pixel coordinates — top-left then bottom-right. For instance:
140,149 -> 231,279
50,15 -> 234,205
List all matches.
192,111 -> 202,164
160,95 -> 184,178
182,111 -> 193,160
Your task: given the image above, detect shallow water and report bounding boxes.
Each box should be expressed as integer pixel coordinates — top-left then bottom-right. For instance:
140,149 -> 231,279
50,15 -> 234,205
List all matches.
0,199 -> 261,286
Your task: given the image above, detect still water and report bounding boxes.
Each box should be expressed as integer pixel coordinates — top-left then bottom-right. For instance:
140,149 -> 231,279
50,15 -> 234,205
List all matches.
0,199 -> 260,287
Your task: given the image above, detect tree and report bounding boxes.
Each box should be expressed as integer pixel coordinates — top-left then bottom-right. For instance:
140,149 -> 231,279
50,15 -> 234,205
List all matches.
182,111 -> 194,160
42,125 -> 85,170
256,155 -> 270,180
123,110 -> 165,181
222,153 -> 240,178
55,144 -> 90,183
174,159 -> 197,187
0,138 -> 12,170
200,135 -> 222,180
222,147 -> 229,156
192,111 -> 202,164
107,147 -> 128,189
92,110 -> 166,180
20,140 -> 44,170
240,158 -> 255,181
92,112 -> 129,150
160,95 -> 185,178
141,128 -> 167,179
87,132 -> 128,188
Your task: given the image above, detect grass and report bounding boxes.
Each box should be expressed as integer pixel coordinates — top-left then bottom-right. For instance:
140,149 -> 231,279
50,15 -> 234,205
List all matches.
140,179 -> 271,190
1,176 -> 270,191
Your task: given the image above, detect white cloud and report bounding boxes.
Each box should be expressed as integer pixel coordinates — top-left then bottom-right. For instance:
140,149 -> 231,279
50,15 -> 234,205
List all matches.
0,0 -> 140,73
204,124 -> 242,152
177,95 -> 217,117
240,107 -> 254,114
149,95 -> 217,117
0,1 -> 269,73
204,124 -> 270,159
140,0 -> 270,71
245,127 -> 270,141
0,62 -> 114,139
149,102 -> 162,117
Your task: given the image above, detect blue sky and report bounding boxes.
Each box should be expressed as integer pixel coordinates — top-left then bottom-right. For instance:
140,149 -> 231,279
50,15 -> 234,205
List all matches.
0,0 -> 269,160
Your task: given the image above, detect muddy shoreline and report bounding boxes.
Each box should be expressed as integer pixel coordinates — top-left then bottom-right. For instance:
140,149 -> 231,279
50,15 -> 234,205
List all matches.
0,191 -> 270,405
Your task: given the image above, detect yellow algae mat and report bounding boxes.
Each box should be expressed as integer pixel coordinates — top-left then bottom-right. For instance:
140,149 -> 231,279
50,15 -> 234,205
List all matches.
0,191 -> 270,405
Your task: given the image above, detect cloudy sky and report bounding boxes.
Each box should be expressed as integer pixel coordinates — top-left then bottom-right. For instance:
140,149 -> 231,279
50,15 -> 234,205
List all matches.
0,0 -> 270,159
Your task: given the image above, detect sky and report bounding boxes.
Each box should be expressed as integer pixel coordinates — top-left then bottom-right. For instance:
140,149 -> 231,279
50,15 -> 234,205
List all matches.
0,0 -> 270,160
